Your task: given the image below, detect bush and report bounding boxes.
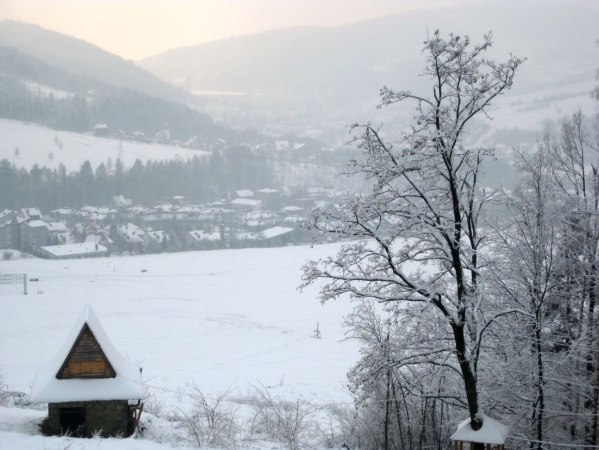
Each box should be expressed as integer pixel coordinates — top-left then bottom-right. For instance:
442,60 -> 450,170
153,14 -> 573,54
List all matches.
174,382 -> 239,448
247,384 -> 320,450
2,251 -> 13,260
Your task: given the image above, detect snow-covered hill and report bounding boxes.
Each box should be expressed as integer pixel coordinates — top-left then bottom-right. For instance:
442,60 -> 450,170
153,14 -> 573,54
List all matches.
0,118 -> 209,171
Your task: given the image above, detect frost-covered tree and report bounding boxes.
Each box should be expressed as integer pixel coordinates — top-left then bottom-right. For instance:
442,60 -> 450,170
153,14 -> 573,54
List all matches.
301,31 -> 524,435
486,138 -> 566,448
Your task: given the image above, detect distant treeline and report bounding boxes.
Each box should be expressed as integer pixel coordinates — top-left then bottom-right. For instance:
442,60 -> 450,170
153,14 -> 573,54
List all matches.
0,46 -> 259,142
0,147 -> 272,211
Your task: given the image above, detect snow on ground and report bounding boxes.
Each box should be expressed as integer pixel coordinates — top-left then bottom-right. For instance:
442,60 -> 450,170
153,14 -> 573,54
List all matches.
0,404 -> 196,450
0,118 -> 209,171
0,243 -> 359,414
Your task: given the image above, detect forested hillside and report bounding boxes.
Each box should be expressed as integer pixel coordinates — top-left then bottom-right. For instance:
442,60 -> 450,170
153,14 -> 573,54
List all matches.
0,46 -> 257,142
0,146 -> 272,210
0,20 -> 190,103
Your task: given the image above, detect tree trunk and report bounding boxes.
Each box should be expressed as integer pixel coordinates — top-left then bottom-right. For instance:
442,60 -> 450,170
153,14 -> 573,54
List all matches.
451,322 -> 482,430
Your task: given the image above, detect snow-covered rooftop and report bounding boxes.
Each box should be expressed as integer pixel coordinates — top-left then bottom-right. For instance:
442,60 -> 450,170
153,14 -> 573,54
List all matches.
258,226 -> 294,239
21,207 -> 42,218
40,243 -> 108,257
118,223 -> 144,243
45,222 -> 68,232
84,233 -> 113,245
280,206 -> 303,212
31,305 -> 145,403
231,198 -> 262,207
189,230 -> 220,241
25,220 -> 49,228
450,414 -> 509,445
51,208 -> 75,216
235,189 -> 254,198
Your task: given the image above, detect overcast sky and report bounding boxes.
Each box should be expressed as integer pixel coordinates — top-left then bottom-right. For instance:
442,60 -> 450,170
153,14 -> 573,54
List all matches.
0,0 -> 462,60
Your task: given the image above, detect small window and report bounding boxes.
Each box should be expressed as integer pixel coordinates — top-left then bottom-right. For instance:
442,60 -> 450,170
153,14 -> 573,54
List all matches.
60,407 -> 86,437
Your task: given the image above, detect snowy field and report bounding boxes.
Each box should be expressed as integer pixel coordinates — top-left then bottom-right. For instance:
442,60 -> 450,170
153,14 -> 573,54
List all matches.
0,243 -> 360,449
0,118 -> 209,171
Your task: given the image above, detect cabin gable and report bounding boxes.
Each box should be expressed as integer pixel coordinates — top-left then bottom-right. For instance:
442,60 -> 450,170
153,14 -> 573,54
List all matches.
57,324 -> 116,379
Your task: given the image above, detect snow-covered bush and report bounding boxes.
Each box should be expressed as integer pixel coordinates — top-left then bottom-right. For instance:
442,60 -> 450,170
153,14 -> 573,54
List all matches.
247,384 -> 320,450
174,382 -> 239,448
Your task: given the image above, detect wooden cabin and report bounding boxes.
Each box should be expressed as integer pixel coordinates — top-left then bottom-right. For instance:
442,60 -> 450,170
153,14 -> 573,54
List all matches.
32,305 -> 144,437
450,414 -> 509,450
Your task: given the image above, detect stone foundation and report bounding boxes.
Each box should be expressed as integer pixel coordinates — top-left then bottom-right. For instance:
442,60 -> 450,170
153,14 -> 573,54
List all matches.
47,400 -> 133,437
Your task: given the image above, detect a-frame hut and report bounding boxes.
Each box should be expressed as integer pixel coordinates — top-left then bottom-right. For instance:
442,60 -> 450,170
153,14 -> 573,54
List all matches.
450,414 -> 509,450
32,305 -> 145,437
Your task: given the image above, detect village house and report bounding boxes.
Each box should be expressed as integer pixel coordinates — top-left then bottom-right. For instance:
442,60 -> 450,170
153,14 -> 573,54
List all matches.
256,226 -> 295,246
20,220 -> 49,254
256,188 -> 281,207
39,242 -> 110,260
230,198 -> 262,210
32,305 -> 144,437
186,229 -> 222,250
19,207 -> 42,221
143,230 -> 169,252
45,221 -> 69,245
93,123 -> 109,137
84,232 -> 113,251
0,210 -> 21,249
234,189 -> 254,199
116,223 -> 144,252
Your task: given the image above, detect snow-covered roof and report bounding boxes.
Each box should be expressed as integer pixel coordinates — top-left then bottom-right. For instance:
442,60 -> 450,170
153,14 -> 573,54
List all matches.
21,207 -> 42,218
46,222 -> 68,232
257,188 -> 280,194
231,198 -> 262,207
40,243 -> 108,257
84,233 -> 113,245
52,208 -> 75,216
280,206 -> 303,212
118,223 -> 144,243
25,220 -> 49,228
258,226 -> 294,239
31,305 -> 145,403
450,414 -> 509,445
189,230 -> 221,241
235,189 -> 254,198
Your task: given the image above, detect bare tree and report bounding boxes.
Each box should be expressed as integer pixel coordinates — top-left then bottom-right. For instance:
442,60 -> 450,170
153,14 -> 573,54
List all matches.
301,31 -> 524,437
486,136 -> 567,449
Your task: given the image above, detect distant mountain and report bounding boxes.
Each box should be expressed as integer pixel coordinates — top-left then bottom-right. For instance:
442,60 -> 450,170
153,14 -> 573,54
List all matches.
139,1 -> 599,144
140,2 -> 597,99
0,20 -> 191,104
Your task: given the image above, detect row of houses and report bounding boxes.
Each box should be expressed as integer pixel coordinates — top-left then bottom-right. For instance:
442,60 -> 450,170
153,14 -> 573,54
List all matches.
0,187 -> 349,259
92,122 -> 340,158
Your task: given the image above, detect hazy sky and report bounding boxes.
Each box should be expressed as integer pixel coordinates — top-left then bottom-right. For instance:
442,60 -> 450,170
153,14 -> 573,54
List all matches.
0,0 -> 461,60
